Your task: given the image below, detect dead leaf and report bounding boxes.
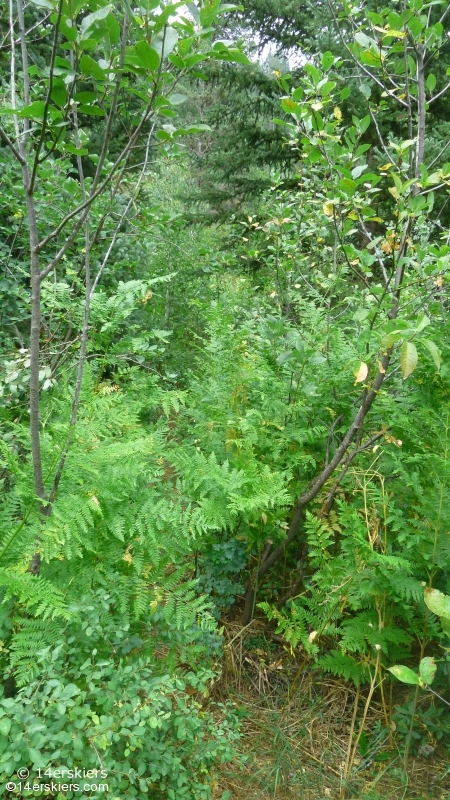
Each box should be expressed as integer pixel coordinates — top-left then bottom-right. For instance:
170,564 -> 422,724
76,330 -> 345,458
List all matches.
354,361 -> 369,384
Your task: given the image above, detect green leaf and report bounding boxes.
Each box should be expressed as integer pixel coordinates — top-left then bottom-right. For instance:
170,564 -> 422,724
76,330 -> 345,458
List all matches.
424,588 -> 450,620
30,0 -> 54,7
74,91 -> 97,103
60,16 -> 78,41
79,55 -> 107,80
319,80 -> 336,97
81,5 -> 112,35
388,665 -> 420,685
400,341 -> 418,380
419,657 -> 436,686
62,143 -> 89,156
441,617 -> 450,637
321,51 -> 334,71
0,718 -> 11,737
415,314 -> 430,333
426,73 -> 437,93
78,105 -> 105,116
152,27 -> 179,58
355,31 -> 372,48
19,101 -> 46,119
169,93 -> 188,105
135,41 -> 161,71
421,338 -> 441,371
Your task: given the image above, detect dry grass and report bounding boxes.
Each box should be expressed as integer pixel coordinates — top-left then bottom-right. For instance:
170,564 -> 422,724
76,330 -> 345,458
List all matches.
211,622 -> 450,800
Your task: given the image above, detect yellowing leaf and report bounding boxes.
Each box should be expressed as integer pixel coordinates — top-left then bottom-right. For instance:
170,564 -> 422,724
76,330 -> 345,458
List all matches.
354,361 -> 368,384
388,186 -> 400,200
379,163 -> 393,171
385,29 -> 406,38
334,106 -> 342,121
400,341 -> 418,380
322,201 -> 334,217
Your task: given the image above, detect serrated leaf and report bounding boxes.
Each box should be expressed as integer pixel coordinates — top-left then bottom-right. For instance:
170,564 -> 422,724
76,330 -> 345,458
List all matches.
400,341 -> 418,380
419,657 -> 436,686
424,588 -> 450,620
388,665 -> 420,685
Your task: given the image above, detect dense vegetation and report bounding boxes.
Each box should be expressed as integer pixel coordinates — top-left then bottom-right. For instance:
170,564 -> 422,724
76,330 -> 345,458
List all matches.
0,1 -> 449,798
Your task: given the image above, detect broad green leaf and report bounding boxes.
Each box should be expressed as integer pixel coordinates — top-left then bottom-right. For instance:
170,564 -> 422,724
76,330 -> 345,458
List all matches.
221,48 -> 250,65
78,105 -> 105,116
441,617 -> 450,637
30,0 -> 54,7
63,143 -> 89,156
421,339 -> 441,371
19,101 -> 46,119
152,27 -> 179,57
388,665 -> 420,685
135,41 -> 160,71
169,93 -> 188,105
400,341 -> 418,380
0,718 -> 11,736
79,55 -> 107,80
424,588 -> 450,620
321,51 -> 334,71
74,91 -> 97,103
426,73 -> 437,93
353,308 -> 369,322
355,31 -> 371,48
200,0 -> 220,26
415,314 -> 430,333
361,50 -> 382,66
81,5 -> 112,35
419,657 -> 436,686
319,80 -> 336,97
186,1 -> 200,22
60,16 -> 78,41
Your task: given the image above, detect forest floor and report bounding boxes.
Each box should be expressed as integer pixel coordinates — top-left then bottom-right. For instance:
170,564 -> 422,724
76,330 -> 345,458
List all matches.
212,622 -> 450,800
